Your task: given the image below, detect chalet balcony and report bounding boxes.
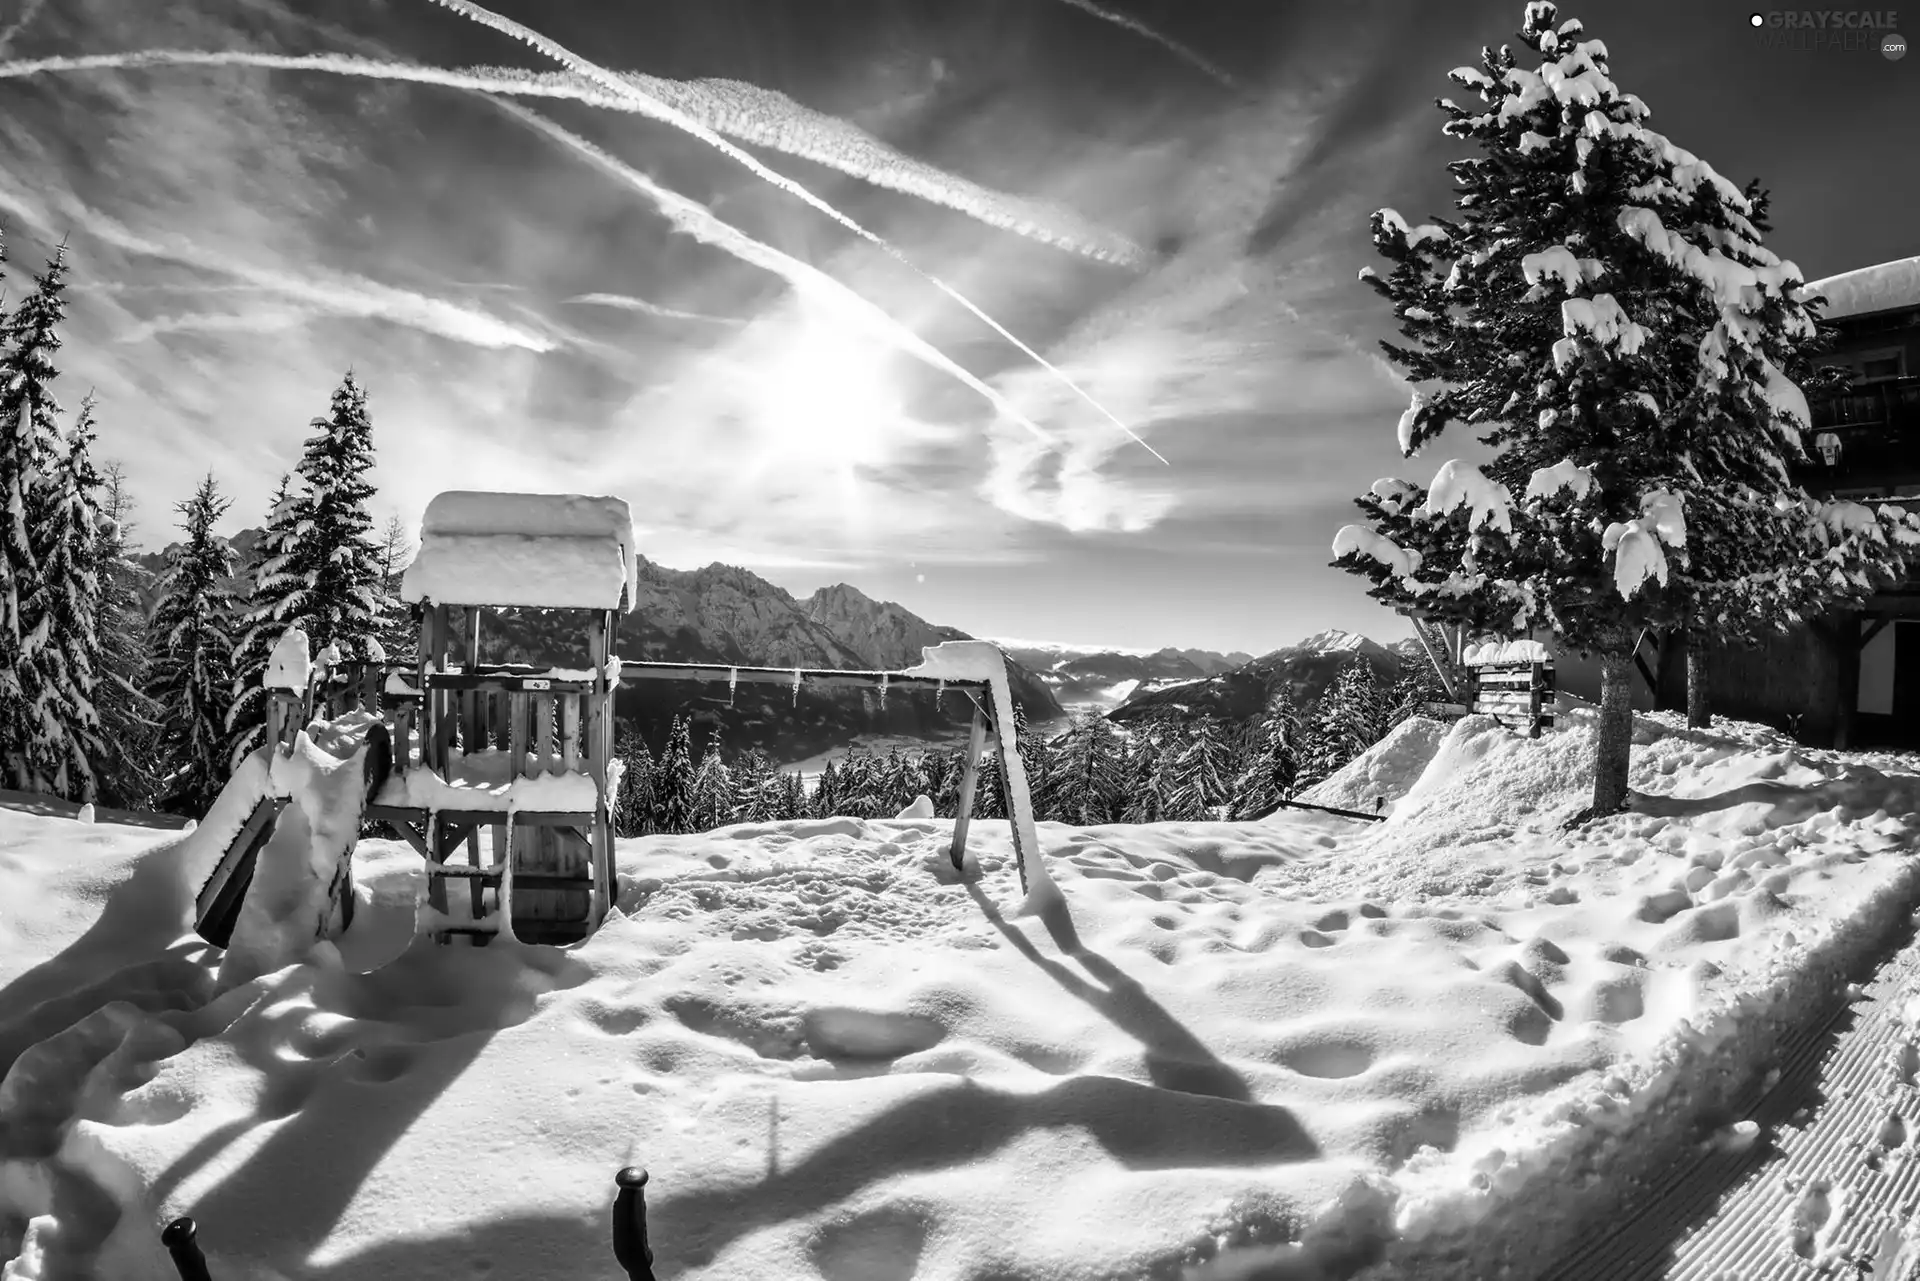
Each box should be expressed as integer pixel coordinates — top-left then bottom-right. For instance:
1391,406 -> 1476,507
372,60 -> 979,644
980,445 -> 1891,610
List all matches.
1797,375 -> 1920,492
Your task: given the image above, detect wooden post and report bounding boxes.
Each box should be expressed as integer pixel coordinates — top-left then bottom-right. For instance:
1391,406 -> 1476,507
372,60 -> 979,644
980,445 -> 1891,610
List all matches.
394,702 -> 413,777
949,703 -> 988,870
586,612 -> 614,931
509,693 -> 529,781
560,696 -> 582,773
612,1167 -> 657,1281
418,605 -> 438,773
533,693 -> 555,772
161,1217 -> 212,1281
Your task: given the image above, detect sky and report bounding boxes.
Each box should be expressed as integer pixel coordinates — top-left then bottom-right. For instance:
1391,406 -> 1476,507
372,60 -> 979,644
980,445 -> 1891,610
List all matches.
0,0 -> 1914,656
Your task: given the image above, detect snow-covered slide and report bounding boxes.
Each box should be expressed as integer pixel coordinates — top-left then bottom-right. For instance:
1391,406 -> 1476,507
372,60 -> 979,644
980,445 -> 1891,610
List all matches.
182,718 -> 387,986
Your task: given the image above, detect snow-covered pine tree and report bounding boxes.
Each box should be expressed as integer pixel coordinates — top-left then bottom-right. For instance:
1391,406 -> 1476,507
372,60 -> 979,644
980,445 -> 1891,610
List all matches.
973,739 -> 1006,820
1297,658 -> 1385,790
613,727 -> 656,838
1229,687 -> 1304,819
730,747 -> 776,819
1049,710 -> 1126,825
0,246 -> 72,792
651,715 -> 694,834
1384,657 -> 1446,730
1331,2 -> 1920,813
688,736 -> 734,831
777,771 -> 805,820
835,750 -> 882,818
146,475 -> 239,815
1165,716 -> 1239,820
811,758 -> 840,819
373,512 -> 417,663
1118,728 -> 1166,824
928,748 -> 962,817
289,372 -> 390,658
26,392 -> 109,801
225,474 -> 307,769
90,461 -> 160,808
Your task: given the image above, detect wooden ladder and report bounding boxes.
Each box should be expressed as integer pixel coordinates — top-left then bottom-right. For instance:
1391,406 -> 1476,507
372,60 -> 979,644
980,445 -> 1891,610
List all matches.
423,810 -> 515,945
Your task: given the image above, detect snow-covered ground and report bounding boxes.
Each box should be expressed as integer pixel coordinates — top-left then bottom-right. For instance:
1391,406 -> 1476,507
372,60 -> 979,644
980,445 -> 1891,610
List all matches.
2,708 -> 1918,1279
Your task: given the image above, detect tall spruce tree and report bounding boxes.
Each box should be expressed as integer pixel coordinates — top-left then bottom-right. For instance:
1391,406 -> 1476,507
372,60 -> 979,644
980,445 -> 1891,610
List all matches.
1384,659 -> 1446,730
28,393 -> 108,800
91,461 -> 159,808
1332,2 -> 1920,814
226,474 -> 306,768
373,512 -> 417,662
688,734 -> 735,830
1230,687 -> 1304,819
1165,716 -> 1239,821
1050,710 -> 1126,826
651,715 -> 694,833
1118,728 -> 1167,824
1298,658 -> 1386,790
613,727 -> 656,838
146,475 -> 238,814
290,372 -> 389,657
0,247 -> 72,791
811,758 -> 841,819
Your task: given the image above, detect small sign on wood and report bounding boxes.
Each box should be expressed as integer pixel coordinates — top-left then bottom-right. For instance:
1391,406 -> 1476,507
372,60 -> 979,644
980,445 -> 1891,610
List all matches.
526,678 -> 552,692
1467,656 -> 1556,737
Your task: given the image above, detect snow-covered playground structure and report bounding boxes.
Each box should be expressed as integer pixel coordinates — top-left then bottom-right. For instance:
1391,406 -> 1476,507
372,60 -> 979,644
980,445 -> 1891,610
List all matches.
187,491 -> 1053,955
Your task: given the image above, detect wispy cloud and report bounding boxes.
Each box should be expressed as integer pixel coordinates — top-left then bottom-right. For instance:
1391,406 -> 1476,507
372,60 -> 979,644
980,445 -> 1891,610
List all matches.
0,181 -> 555,351
0,0 -> 46,57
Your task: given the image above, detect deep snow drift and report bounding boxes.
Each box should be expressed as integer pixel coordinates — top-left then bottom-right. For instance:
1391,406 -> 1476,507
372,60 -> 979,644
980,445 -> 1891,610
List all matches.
0,710 -> 1917,1279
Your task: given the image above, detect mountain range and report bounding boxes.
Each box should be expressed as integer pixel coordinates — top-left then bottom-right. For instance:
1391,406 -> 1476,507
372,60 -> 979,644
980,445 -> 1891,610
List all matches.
991,640 -> 1255,715
1105,629 -> 1422,729
132,530 -> 1421,758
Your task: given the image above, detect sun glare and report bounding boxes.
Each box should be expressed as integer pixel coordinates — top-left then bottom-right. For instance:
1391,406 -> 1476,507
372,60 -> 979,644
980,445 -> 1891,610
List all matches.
750,318 -> 901,467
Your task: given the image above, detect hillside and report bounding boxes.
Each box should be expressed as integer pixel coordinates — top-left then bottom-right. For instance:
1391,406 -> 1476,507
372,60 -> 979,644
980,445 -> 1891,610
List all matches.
993,639 -> 1255,713
1107,629 -> 1417,727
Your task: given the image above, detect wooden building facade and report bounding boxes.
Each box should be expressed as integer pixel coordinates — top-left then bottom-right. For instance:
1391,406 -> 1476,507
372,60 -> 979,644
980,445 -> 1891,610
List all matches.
1554,257 -> 1920,747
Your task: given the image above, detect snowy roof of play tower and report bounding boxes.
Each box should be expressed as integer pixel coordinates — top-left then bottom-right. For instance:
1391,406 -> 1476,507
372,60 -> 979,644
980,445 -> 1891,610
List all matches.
400,491 -> 637,612
1801,255 -> 1920,321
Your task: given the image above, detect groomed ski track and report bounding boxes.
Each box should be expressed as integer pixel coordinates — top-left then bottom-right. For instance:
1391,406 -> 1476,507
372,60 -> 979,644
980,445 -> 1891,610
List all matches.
1545,905 -> 1920,1280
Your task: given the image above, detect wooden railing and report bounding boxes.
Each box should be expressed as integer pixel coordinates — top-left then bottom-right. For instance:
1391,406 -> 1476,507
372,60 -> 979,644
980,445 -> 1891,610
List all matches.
423,669 -> 598,782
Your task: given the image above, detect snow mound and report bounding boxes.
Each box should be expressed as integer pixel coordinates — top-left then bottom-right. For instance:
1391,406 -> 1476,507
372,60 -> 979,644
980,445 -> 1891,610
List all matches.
893,794 -> 935,820
1291,716 -> 1451,817
264,626 -> 311,693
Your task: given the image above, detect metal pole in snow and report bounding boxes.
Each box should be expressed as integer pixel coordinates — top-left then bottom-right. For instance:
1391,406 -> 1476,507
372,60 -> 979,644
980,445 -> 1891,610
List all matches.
613,1166 -> 657,1281
161,1217 -> 213,1281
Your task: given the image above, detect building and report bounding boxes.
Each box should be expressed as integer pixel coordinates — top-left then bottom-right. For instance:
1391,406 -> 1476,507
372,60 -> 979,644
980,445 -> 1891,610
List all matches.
1555,256 -> 1920,747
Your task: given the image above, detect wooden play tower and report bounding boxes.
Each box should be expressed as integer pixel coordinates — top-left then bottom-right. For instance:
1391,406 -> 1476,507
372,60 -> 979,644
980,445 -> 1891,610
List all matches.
361,491 -> 636,946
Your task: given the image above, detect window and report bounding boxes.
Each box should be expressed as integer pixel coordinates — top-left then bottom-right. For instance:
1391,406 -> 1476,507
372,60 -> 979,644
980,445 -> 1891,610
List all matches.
1856,349 -> 1906,383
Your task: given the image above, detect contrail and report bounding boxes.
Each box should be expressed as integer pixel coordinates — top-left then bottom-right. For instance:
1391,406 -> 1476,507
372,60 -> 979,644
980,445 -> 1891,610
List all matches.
0,51 -> 1139,266
497,102 -> 1058,448
565,293 -> 743,326
420,0 -> 1168,465
1053,0 -> 1238,90
0,50 -> 1139,267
